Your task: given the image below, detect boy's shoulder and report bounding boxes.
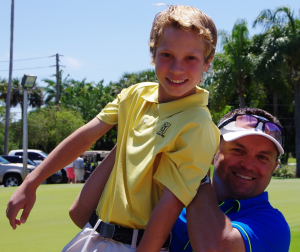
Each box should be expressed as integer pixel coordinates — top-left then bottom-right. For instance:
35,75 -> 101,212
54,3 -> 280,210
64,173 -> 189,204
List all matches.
123,82 -> 158,92
119,82 -> 158,101
179,106 -> 215,128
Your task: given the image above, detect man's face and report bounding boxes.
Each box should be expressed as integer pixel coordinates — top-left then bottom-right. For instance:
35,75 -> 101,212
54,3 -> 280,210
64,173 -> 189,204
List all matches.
212,135 -> 279,202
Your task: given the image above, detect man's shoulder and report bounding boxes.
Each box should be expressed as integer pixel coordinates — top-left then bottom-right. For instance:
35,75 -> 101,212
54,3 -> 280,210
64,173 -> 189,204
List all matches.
229,192 -> 290,252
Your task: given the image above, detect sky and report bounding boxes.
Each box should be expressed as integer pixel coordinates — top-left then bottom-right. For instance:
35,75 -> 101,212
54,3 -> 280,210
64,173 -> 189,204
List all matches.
1,0 -> 300,119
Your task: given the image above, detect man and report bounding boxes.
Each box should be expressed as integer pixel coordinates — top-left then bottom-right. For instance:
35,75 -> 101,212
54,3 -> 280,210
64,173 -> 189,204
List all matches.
73,157 -> 85,183
171,108 -> 291,252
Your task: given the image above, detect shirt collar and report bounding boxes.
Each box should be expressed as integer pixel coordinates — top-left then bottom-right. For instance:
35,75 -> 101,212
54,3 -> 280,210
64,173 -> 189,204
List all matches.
141,85 -> 209,119
219,192 -> 269,215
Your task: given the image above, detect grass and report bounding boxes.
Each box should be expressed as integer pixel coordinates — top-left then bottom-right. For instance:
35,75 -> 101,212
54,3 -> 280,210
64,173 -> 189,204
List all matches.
266,179 -> 300,252
288,158 -> 296,163
0,184 -> 83,252
1,179 -> 300,251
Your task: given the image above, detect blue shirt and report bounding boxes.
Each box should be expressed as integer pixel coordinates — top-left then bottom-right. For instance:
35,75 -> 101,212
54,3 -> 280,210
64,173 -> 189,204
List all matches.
171,192 -> 290,252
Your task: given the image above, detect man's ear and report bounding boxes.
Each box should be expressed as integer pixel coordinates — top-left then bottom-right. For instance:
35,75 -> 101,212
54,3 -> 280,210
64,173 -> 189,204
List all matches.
272,160 -> 279,173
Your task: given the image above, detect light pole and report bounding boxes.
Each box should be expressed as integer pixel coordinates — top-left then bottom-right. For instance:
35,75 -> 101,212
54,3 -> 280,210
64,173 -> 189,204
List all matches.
21,74 -> 37,181
4,0 -> 15,154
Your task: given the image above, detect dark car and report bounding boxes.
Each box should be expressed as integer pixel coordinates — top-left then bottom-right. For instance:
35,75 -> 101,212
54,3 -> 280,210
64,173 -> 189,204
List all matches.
1,155 -> 62,184
1,155 -> 38,166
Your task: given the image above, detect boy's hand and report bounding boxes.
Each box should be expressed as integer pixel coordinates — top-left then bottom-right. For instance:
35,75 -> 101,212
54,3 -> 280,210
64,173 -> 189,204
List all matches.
6,181 -> 36,230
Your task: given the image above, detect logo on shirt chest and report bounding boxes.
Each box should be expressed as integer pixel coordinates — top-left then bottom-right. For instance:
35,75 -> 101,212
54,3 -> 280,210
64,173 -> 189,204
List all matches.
156,122 -> 171,138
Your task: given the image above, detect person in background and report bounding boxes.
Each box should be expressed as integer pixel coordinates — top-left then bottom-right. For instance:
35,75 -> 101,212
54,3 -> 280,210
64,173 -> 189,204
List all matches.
65,162 -> 75,184
73,157 -> 85,183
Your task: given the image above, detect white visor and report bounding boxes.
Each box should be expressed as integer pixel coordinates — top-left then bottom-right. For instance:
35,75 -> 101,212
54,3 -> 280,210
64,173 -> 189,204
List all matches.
220,121 -> 284,155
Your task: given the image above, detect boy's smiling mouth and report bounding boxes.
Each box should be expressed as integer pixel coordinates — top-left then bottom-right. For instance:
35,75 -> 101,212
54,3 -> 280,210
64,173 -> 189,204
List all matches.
167,78 -> 187,84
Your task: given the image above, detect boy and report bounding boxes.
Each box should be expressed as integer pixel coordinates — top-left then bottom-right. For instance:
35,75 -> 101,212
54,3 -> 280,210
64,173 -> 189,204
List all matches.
7,5 -> 219,252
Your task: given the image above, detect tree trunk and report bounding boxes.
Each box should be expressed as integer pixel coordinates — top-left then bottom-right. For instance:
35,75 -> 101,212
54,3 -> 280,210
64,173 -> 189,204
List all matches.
273,92 -> 278,117
294,80 -> 300,177
239,95 -> 246,108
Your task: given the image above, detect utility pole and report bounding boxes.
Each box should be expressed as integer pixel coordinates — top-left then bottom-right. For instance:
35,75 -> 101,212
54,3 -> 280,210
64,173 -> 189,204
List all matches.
4,0 -> 14,155
51,54 -> 63,105
56,53 -> 60,105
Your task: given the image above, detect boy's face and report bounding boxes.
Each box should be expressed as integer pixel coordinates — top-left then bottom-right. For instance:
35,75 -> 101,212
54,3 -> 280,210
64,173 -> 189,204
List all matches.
154,26 -> 211,103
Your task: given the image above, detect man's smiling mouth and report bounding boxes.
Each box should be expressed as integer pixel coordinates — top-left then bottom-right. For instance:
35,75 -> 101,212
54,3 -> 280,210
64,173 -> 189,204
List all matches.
234,172 -> 253,180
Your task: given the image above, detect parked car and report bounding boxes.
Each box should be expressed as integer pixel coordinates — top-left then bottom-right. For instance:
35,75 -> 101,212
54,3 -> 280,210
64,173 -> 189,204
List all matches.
0,156 -> 36,187
1,155 -> 62,184
1,155 -> 38,166
8,149 -> 67,183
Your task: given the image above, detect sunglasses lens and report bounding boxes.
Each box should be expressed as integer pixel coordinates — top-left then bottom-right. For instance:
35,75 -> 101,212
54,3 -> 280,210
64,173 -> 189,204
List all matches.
265,122 -> 282,144
235,115 -> 258,129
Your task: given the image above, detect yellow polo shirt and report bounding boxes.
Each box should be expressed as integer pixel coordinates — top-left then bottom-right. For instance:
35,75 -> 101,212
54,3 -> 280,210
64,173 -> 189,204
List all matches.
96,82 -> 220,229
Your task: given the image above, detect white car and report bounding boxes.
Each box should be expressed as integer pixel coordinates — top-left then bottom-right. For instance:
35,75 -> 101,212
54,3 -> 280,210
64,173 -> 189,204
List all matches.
8,149 -> 48,165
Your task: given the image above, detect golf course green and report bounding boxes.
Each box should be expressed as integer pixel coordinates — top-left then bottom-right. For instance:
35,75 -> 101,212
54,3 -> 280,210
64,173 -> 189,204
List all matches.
0,179 -> 299,251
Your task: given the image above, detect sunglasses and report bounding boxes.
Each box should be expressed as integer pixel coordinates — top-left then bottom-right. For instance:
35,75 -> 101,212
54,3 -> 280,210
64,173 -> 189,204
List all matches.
218,114 -> 283,146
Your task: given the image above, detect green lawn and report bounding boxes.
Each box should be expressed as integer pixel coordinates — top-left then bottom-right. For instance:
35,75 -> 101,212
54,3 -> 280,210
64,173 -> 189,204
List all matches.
0,184 -> 83,252
288,158 -> 296,163
266,179 -> 300,252
0,179 -> 299,251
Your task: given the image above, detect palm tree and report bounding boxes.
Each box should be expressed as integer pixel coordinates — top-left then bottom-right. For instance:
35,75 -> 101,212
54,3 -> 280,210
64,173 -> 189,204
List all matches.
0,78 -> 44,119
0,78 -> 8,101
109,69 -> 157,95
43,71 -> 70,105
249,31 -> 292,117
253,5 -> 300,177
210,20 -> 253,110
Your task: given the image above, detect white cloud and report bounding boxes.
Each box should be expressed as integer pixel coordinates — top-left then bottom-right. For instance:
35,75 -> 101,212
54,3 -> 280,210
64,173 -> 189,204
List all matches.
63,56 -> 82,69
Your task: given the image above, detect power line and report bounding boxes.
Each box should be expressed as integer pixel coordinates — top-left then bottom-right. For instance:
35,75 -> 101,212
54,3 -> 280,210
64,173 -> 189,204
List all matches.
0,66 -> 51,72
0,55 -> 54,63
60,59 -> 82,79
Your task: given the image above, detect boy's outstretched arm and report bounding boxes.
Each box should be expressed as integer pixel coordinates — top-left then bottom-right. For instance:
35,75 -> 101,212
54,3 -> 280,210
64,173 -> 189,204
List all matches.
6,118 -> 114,230
136,187 -> 184,252
69,145 -> 117,228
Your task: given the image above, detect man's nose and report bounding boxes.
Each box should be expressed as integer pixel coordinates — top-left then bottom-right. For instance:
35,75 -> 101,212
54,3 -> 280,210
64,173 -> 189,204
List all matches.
240,155 -> 255,170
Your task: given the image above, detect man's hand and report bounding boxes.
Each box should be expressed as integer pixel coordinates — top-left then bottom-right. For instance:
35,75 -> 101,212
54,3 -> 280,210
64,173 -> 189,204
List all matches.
6,180 -> 36,230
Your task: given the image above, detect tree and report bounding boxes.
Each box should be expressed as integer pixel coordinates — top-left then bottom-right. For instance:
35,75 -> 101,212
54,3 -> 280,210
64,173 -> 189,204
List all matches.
249,31 -> 292,117
0,105 -> 19,154
253,5 -> 300,177
109,69 -> 157,95
43,71 -> 70,105
23,106 -> 85,153
0,78 -> 44,119
210,20 -> 253,110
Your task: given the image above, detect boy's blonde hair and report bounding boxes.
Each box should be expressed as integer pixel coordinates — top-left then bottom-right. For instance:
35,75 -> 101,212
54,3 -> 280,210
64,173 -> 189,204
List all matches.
149,5 -> 217,64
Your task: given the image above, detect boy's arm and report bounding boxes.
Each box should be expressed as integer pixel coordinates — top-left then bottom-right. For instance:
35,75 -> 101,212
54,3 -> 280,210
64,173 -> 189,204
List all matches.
6,118 -> 114,230
136,187 -> 184,252
69,145 -> 117,228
